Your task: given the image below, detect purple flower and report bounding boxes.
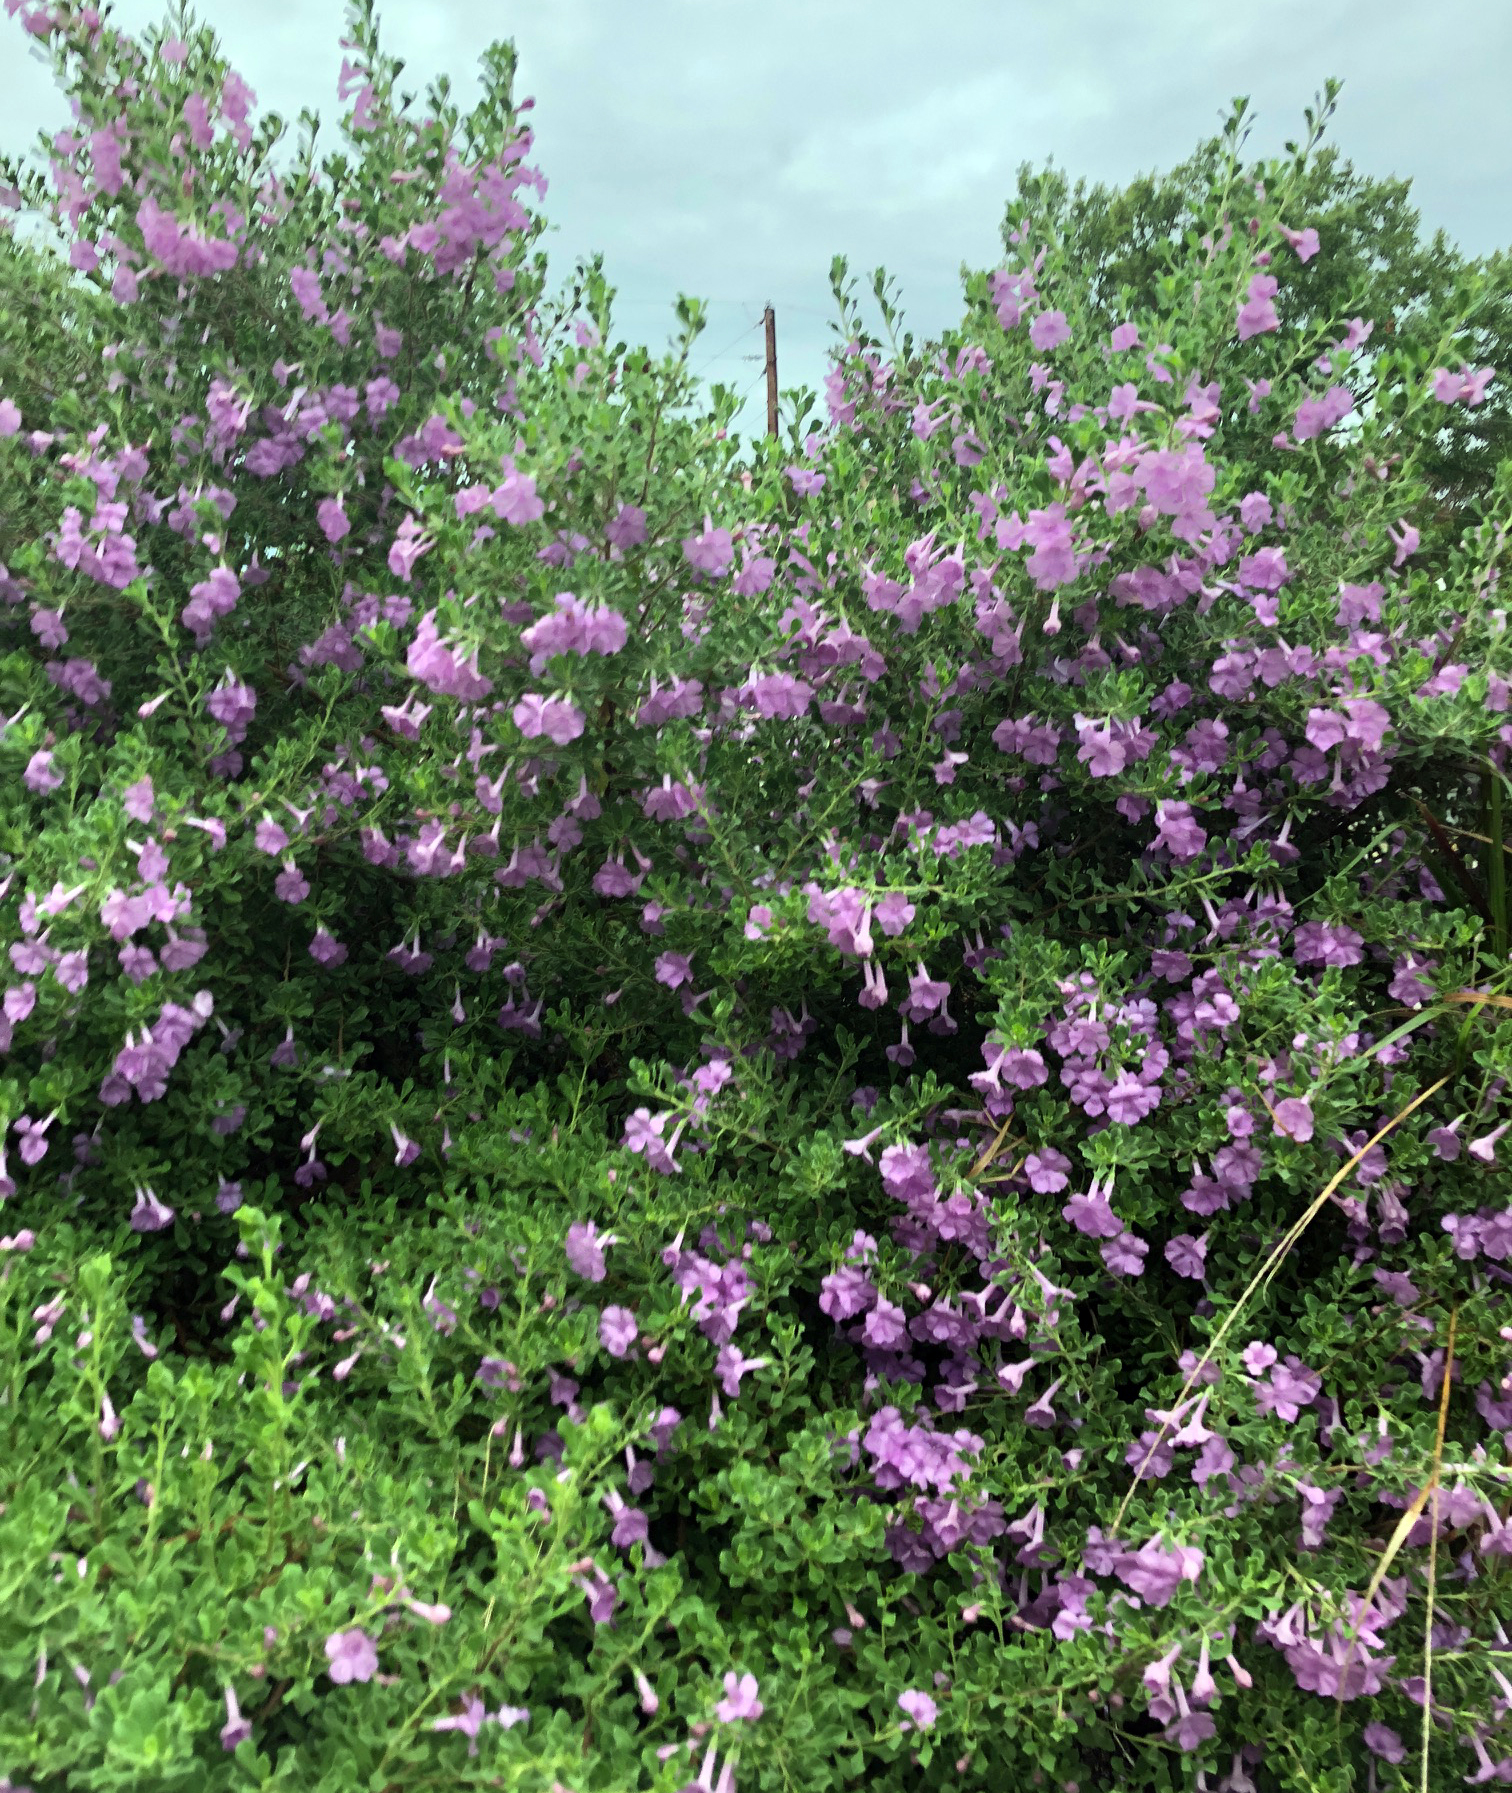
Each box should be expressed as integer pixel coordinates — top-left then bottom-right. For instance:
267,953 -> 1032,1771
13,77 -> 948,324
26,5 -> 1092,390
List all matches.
493,469 -> 546,524
1166,1696 -> 1216,1753
566,1220 -> 612,1282
1164,1233 -> 1208,1280
430,1694 -> 488,1755
715,1671 -> 763,1722
819,1266 -> 876,1320
1237,273 -> 1280,341
1153,800 -> 1206,861
683,519 -> 734,578
715,1344 -> 769,1397
1271,1097 -> 1314,1143
605,504 -> 647,550
1427,1120 -> 1463,1161
1362,1722 -> 1405,1764
1106,1072 -> 1162,1126
316,496 -> 350,543
1000,1046 -> 1048,1088
599,1305 -> 638,1358
309,927 -> 348,967
1064,1186 -> 1122,1239
129,1187 -> 176,1233
897,1688 -> 938,1731
1111,1536 -> 1203,1607
1431,364 -> 1496,406
654,951 -> 694,990
1029,309 -> 1071,352
1102,1231 -> 1148,1277
1470,1122 -> 1510,1165
324,1629 -> 378,1685
219,1685 -> 252,1751
475,1357 -> 520,1390
513,693 -> 585,745
24,749 -> 63,794
1252,1355 -> 1322,1423
1293,384 -> 1354,441
1025,1148 -> 1072,1192
274,860 -> 310,904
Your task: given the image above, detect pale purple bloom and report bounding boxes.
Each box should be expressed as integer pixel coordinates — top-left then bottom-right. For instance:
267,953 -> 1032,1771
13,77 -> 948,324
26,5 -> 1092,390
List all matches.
716,1671 -> 763,1722
1064,1187 -> 1122,1239
683,519 -> 734,577
24,750 -> 63,794
1025,1148 -> 1072,1193
1102,1231 -> 1148,1276
220,1684 -> 252,1751
655,951 -> 694,989
1106,1073 -> 1161,1126
316,496 -> 350,543
1271,1098 -> 1314,1143
1470,1122 -> 1509,1165
1427,1119 -> 1462,1161
566,1220 -> 612,1282
605,504 -> 647,550
1431,364 -> 1496,407
600,1305 -> 638,1358
129,1187 -> 176,1233
897,1688 -> 938,1730
324,1628 -> 378,1685
1112,1536 -> 1203,1607
1236,273 -> 1279,341
513,693 -> 585,745
430,1694 -> 488,1755
715,1344 -> 769,1397
1029,309 -> 1070,352
1293,384 -> 1353,441
1363,1722 -> 1404,1764
121,776 -> 154,822
1252,1355 -> 1322,1423
309,927 -> 348,966
1154,800 -> 1206,861
493,469 -> 545,524
274,861 -> 310,904
1164,1233 -> 1208,1280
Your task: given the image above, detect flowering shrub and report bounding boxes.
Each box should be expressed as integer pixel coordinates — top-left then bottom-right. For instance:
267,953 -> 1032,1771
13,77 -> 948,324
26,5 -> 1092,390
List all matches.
1,7 -> 1511,1789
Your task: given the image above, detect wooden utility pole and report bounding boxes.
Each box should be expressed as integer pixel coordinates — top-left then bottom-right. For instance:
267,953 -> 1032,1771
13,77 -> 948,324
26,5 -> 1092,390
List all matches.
763,304 -> 778,439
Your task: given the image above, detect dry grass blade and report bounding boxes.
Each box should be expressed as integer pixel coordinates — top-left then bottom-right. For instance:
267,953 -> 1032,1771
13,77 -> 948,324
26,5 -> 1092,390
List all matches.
968,1114 -> 1016,1181
1443,991 -> 1512,1011
1333,1308 -> 1457,1733
1420,1307 -> 1458,1793
1112,1074 -> 1452,1534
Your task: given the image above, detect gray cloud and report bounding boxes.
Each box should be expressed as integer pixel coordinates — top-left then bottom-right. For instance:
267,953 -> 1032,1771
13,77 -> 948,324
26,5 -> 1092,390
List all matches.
4,0 -> 1508,438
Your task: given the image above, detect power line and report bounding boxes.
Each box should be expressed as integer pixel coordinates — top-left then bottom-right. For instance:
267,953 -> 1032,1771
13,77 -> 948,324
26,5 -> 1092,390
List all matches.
689,314 -> 763,379
606,295 -> 835,318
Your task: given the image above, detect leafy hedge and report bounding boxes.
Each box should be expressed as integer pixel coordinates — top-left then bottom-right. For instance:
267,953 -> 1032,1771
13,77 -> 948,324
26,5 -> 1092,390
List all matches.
1,5 -> 1511,1789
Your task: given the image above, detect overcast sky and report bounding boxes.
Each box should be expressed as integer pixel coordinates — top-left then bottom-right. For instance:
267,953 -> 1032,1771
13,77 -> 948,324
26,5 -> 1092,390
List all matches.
4,0 -> 1509,439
